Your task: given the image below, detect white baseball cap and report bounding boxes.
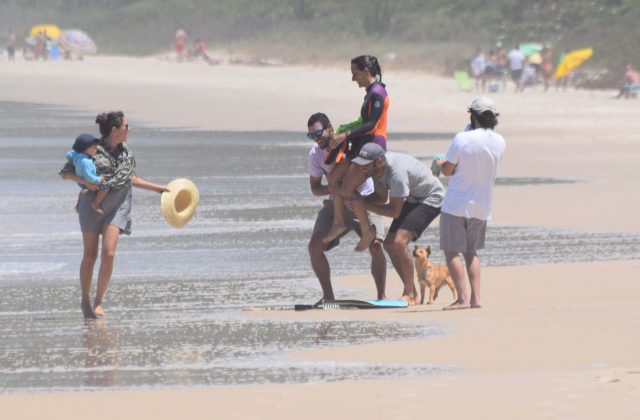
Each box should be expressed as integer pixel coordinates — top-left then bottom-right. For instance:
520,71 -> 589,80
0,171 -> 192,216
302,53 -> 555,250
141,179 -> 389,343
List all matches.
468,97 -> 498,115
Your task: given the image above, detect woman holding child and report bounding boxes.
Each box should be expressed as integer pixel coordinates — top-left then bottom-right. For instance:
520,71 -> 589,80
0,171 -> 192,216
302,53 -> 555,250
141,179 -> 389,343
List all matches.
60,111 -> 169,319
323,54 -> 390,252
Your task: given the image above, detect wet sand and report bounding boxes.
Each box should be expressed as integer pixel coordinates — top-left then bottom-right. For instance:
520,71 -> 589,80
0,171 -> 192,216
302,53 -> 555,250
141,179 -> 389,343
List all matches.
1,56 -> 639,419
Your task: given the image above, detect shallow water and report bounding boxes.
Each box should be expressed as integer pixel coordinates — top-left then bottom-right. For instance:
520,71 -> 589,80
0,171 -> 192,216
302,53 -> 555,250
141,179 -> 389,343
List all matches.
0,101 -> 638,393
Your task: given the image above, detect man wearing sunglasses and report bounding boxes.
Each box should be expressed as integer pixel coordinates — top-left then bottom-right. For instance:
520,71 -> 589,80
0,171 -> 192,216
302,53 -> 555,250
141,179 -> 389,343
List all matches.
306,112 -> 387,305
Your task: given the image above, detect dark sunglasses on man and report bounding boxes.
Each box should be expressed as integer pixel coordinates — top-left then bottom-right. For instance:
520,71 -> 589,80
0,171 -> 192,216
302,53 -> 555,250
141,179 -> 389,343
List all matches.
306,128 -> 325,140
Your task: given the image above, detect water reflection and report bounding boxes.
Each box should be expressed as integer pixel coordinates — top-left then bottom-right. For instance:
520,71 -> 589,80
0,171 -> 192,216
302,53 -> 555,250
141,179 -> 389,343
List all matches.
313,323 -> 332,345
82,319 -> 120,388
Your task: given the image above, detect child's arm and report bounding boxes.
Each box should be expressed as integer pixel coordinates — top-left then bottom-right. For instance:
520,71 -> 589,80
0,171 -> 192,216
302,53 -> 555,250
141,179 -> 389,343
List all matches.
63,172 -> 100,191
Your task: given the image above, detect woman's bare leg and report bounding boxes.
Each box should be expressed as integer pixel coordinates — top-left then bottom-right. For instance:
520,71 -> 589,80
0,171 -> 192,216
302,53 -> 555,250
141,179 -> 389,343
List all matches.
341,164 -> 374,251
322,161 -> 350,244
80,232 -> 99,319
93,224 -> 121,317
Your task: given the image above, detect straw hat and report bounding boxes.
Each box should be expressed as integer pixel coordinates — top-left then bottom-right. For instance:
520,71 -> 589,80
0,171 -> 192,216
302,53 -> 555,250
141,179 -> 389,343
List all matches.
161,178 -> 200,228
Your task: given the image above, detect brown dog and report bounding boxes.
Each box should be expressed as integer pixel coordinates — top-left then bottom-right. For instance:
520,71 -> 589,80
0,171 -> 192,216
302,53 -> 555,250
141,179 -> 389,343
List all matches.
412,245 -> 458,305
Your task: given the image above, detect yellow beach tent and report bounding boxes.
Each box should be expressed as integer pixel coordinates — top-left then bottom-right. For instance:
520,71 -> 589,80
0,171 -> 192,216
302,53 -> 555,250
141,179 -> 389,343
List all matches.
553,48 -> 593,79
29,24 -> 61,39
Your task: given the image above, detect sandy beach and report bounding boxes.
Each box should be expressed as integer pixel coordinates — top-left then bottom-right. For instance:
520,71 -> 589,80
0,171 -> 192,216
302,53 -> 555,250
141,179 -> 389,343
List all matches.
1,56 -> 639,419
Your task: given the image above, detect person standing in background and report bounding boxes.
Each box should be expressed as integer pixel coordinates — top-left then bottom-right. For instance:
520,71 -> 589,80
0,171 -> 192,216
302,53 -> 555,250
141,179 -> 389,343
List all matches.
6,30 -> 16,61
541,46 -> 554,91
470,47 -> 486,92
175,26 -> 187,62
494,42 -> 508,91
555,49 -> 571,91
507,45 -> 525,92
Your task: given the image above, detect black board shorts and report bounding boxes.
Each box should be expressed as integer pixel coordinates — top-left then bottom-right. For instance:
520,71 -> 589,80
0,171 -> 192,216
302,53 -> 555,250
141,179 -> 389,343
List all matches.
388,201 -> 441,241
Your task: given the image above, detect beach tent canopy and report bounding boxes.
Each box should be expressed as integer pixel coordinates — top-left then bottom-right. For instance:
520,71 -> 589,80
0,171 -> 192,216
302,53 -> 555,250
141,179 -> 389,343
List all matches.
553,48 -> 593,79
29,24 -> 61,39
520,43 -> 543,56
59,29 -> 97,54
453,71 -> 472,91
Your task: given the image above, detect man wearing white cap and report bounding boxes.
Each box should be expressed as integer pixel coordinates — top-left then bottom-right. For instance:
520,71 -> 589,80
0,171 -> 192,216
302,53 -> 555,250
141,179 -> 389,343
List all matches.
351,143 -> 445,305
436,97 -> 506,310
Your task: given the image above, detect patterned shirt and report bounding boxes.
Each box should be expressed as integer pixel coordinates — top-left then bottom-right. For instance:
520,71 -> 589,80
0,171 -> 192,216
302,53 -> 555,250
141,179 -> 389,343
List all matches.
60,138 -> 136,191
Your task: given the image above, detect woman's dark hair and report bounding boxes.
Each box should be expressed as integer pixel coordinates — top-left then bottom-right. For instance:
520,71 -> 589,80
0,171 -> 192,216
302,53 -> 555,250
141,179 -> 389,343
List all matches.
95,111 -> 125,137
351,55 -> 382,82
471,110 -> 499,129
307,112 -> 331,129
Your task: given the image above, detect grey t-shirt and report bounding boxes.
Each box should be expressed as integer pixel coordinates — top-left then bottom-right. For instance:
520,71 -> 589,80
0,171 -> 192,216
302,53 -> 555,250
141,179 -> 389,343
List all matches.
379,151 -> 444,208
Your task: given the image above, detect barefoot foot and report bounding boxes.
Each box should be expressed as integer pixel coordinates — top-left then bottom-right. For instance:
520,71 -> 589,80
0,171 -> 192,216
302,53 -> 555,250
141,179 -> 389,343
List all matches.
443,301 -> 471,310
354,226 -> 376,252
93,303 -> 104,317
81,301 -> 97,319
313,297 -> 335,308
470,296 -> 482,308
322,223 -> 348,245
399,295 -> 416,307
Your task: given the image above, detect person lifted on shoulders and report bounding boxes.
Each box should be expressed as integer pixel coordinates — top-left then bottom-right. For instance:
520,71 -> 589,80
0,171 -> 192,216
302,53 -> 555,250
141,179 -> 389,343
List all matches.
306,113 -> 387,305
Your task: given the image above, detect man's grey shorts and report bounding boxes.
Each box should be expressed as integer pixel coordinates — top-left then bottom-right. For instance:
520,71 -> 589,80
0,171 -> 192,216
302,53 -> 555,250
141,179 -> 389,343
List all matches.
313,200 -> 385,251
439,212 -> 487,253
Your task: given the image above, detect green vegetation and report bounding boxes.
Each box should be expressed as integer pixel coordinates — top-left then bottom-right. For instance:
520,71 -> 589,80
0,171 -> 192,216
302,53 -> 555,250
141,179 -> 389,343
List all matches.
2,0 -> 639,76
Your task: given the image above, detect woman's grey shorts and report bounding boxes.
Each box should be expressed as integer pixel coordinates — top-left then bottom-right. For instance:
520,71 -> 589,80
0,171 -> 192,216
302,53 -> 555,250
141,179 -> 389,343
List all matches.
78,184 -> 132,235
439,212 -> 487,253
313,200 -> 385,251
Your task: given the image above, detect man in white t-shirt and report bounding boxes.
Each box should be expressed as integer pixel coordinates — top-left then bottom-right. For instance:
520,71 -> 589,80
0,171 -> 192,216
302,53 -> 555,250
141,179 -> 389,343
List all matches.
507,45 -> 525,92
306,113 -> 387,305
470,47 -> 486,92
436,97 -> 505,310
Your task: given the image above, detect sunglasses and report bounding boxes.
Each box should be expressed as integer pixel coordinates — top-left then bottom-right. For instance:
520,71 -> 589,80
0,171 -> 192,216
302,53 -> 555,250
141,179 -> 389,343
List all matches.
306,128 -> 325,140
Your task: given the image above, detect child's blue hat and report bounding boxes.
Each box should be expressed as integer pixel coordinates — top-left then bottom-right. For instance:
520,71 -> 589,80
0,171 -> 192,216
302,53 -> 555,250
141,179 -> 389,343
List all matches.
72,133 -> 99,153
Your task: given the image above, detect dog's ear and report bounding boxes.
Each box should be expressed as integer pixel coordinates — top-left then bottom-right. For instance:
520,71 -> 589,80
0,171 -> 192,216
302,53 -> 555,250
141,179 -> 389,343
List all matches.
426,246 -> 431,254
414,244 -> 418,250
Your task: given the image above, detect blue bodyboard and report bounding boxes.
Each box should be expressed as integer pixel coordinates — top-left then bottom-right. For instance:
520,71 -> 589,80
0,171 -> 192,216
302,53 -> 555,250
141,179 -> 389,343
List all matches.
294,299 -> 408,311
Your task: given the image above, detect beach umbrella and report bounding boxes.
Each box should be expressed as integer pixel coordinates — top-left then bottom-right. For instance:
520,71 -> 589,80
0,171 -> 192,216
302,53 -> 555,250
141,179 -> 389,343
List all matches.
520,43 -> 543,56
553,48 -> 593,79
29,24 -> 61,39
59,29 -> 97,55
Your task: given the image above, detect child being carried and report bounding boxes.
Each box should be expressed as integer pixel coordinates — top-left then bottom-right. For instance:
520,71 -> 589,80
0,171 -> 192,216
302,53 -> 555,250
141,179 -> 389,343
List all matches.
66,133 -> 109,214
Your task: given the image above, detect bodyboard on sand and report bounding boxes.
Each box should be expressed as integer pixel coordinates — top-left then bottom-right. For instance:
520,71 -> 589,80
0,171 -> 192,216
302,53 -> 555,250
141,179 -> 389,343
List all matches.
454,71 -> 473,91
247,299 -> 409,311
